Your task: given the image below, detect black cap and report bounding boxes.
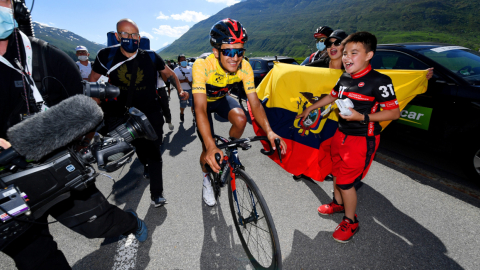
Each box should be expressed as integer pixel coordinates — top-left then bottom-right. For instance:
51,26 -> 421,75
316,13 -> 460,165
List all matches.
178,54 -> 186,61
325,29 -> 348,44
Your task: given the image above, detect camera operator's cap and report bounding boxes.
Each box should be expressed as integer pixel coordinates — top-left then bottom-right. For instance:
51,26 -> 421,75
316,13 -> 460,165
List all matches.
75,45 -> 88,52
325,29 -> 348,44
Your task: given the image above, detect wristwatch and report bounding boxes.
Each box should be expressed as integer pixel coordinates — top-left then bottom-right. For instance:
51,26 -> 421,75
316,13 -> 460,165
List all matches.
360,113 -> 369,125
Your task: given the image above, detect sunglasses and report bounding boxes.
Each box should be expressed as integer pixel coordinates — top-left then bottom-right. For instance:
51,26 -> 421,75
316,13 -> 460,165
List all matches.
325,40 -> 342,48
220,48 -> 246,57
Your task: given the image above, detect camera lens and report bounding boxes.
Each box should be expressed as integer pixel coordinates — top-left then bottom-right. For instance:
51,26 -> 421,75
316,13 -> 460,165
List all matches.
82,82 -> 120,99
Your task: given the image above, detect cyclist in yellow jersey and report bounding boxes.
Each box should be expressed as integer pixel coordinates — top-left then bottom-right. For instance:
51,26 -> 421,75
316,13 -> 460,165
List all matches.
193,18 -> 287,206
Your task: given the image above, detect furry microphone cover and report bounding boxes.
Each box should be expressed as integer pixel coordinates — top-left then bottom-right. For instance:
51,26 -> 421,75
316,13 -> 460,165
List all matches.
7,95 -> 104,161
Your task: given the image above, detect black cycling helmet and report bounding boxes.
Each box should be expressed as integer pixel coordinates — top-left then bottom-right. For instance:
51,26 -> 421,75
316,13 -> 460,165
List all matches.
314,26 -> 333,39
177,54 -> 186,62
210,18 -> 248,49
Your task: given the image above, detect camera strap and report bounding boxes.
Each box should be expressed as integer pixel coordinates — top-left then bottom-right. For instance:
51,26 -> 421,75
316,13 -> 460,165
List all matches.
125,56 -> 139,109
0,32 -> 48,112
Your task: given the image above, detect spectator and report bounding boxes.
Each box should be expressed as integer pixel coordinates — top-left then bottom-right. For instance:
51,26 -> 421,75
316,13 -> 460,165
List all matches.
174,54 -> 193,122
89,18 -> 188,207
300,26 -> 333,66
75,45 -> 92,81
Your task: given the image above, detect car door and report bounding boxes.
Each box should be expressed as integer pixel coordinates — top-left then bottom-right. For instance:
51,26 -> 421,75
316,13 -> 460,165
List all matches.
371,50 -> 457,143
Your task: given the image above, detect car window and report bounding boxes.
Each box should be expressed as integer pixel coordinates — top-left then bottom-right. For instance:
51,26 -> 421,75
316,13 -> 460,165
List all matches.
267,62 -> 274,70
372,51 -> 429,70
278,59 -> 299,65
250,61 -> 263,71
419,48 -> 480,85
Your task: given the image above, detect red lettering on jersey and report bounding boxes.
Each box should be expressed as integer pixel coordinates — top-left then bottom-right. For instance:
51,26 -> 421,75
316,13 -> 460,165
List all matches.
358,82 -> 365,87
344,92 -> 375,101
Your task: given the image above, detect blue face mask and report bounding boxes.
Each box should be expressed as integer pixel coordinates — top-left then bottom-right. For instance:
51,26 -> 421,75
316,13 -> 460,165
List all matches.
180,61 -> 187,67
0,6 -> 18,39
316,41 -> 325,51
120,38 -> 139,53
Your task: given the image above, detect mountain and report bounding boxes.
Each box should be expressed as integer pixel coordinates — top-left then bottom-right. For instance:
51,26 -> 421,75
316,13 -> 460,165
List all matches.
160,0 -> 480,59
156,43 -> 171,54
33,22 -> 105,61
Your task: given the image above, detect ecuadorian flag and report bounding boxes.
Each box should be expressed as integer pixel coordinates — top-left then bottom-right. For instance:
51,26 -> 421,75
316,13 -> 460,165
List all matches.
249,63 -> 429,181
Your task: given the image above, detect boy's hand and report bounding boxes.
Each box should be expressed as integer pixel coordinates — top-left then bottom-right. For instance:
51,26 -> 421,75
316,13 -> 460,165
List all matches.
426,68 -> 434,80
179,90 -> 189,100
204,146 -> 223,173
340,108 -> 364,121
296,108 -> 311,119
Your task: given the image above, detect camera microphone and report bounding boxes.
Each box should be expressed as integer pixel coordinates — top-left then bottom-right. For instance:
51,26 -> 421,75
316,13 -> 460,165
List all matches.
7,95 -> 104,161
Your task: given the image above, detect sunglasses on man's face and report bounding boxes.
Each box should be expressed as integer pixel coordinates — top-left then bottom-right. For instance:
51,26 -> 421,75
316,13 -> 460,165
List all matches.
220,48 -> 246,58
325,40 -> 342,48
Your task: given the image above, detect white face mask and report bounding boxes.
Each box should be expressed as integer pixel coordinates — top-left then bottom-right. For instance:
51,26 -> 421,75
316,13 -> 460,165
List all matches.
78,55 -> 88,61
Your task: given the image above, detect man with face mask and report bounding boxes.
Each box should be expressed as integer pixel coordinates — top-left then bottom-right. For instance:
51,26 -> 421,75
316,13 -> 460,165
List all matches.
1,2 -> 148,269
89,18 -> 188,207
300,26 -> 333,66
173,54 -> 193,122
75,45 -> 91,81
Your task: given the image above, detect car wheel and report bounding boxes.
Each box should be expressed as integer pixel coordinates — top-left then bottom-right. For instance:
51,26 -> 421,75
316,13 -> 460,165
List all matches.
460,141 -> 480,185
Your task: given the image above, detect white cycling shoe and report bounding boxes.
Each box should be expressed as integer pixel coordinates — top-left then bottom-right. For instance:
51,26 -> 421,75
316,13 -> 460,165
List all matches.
203,181 -> 216,207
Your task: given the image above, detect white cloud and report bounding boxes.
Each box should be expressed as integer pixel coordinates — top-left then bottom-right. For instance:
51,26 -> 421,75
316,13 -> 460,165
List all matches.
206,0 -> 240,6
163,42 -> 169,46
153,25 -> 190,38
49,22 -> 56,26
140,31 -> 155,40
157,12 -> 169,20
170,11 -> 210,22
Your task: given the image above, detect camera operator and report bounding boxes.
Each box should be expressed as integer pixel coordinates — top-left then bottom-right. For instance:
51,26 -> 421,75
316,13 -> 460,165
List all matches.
89,18 -> 188,207
0,1 -> 147,269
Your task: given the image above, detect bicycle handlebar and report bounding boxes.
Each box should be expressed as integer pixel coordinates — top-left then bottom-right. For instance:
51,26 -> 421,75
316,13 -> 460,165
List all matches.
215,136 -> 283,163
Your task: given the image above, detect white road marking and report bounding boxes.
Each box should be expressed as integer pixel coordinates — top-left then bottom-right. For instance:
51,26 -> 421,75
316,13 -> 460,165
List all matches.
112,234 -> 139,270
373,217 -> 413,246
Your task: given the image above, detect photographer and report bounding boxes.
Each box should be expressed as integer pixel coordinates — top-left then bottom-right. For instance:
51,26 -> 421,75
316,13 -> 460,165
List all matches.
89,18 -> 188,207
0,1 -> 147,269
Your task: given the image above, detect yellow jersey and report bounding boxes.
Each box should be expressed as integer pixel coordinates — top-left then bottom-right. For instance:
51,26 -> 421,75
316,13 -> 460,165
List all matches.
192,54 -> 256,102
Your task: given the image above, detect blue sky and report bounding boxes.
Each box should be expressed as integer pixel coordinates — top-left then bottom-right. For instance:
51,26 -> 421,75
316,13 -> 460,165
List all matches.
27,0 -> 241,50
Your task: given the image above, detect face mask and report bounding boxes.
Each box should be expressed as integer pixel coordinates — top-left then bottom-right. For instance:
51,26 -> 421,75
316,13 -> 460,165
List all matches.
120,38 -> 139,53
78,55 -> 88,61
180,61 -> 187,67
0,6 -> 18,39
316,41 -> 325,51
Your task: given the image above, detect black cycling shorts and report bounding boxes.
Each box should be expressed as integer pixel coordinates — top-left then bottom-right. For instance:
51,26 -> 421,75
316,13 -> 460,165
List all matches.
195,95 -> 241,143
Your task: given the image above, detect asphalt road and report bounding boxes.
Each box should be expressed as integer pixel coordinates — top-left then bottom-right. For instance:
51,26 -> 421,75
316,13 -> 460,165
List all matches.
1,92 -> 479,269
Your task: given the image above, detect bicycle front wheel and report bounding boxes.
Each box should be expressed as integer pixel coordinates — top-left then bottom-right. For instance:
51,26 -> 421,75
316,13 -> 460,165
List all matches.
228,169 -> 282,270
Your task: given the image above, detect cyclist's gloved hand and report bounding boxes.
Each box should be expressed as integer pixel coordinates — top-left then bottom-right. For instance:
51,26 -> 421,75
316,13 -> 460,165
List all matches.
205,146 -> 223,173
267,132 -> 287,156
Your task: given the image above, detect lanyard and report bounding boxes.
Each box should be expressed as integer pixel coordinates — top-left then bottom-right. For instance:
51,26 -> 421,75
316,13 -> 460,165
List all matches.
106,51 -> 137,76
0,31 -> 48,111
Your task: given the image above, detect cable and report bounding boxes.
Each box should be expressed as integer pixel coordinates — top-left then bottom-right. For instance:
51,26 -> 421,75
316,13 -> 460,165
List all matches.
41,76 -> 70,99
29,0 -> 34,13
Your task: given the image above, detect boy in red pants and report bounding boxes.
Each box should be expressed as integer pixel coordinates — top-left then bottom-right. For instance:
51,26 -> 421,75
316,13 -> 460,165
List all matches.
297,32 -> 401,243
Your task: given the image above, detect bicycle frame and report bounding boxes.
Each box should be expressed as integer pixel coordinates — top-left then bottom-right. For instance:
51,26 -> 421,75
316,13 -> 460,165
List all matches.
214,135 -> 259,227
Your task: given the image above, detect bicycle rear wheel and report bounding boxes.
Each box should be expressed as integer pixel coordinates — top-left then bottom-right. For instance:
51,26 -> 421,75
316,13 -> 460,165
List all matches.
228,169 -> 282,270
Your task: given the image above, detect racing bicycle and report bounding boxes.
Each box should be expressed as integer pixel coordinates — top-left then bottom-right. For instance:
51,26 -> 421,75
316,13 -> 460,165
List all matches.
205,135 -> 283,270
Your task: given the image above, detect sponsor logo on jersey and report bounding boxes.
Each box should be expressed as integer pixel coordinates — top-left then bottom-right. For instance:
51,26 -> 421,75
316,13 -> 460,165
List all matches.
358,82 -> 365,87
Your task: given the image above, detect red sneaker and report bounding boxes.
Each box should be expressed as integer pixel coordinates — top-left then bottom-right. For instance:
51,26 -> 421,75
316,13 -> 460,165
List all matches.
317,200 -> 345,215
332,215 -> 359,243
